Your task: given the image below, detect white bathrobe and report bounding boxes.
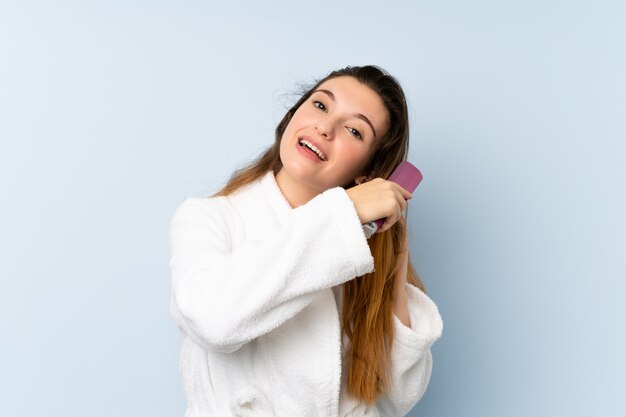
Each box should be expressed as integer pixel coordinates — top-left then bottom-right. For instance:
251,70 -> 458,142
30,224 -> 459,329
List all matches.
169,170 -> 443,417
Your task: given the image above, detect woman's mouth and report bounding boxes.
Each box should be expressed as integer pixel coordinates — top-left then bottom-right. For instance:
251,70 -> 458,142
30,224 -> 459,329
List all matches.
297,138 -> 327,161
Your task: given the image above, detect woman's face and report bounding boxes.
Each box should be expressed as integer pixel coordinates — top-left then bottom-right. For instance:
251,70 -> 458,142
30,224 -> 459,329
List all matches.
278,75 -> 390,194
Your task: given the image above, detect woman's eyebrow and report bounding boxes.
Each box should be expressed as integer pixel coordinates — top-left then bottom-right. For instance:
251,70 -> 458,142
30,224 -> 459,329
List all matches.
314,88 -> 377,139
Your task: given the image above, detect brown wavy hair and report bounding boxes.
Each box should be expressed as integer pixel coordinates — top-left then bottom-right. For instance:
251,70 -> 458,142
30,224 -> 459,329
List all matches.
211,65 -> 425,404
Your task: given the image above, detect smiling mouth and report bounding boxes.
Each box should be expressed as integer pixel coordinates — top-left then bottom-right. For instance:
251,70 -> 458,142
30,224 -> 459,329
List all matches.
298,138 -> 327,161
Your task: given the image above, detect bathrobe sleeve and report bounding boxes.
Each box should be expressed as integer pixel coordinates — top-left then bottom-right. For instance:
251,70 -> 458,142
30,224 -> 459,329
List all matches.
376,283 -> 443,417
169,187 -> 375,353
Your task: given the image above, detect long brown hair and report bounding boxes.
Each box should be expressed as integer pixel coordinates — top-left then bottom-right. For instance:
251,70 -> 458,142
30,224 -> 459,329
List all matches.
212,65 -> 425,404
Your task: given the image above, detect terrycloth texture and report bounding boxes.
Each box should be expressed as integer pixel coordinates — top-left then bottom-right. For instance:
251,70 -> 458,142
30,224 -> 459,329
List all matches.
169,170 -> 443,417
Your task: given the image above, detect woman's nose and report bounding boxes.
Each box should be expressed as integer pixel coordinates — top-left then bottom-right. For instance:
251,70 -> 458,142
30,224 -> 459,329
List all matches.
314,119 -> 334,139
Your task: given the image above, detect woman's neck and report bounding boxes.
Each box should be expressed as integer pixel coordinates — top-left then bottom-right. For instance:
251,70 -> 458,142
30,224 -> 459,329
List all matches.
274,168 -> 323,208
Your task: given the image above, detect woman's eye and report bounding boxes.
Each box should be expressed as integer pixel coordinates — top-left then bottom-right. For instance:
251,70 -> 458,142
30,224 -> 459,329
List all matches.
348,127 -> 363,140
313,100 -> 326,111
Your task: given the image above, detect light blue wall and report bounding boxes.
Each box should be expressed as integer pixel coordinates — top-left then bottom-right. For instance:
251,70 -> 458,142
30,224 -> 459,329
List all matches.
1,1 -> 624,416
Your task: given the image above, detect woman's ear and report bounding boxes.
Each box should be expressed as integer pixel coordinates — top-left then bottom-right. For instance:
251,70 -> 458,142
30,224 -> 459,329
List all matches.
354,174 -> 372,185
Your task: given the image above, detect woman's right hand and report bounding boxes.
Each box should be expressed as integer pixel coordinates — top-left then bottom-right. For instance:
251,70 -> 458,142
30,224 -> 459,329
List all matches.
345,178 -> 413,234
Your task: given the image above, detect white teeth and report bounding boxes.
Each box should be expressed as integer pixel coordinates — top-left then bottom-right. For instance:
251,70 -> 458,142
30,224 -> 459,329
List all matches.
299,139 -> 326,161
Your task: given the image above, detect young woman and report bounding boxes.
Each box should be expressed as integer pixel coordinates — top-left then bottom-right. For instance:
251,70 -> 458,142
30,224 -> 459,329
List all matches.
169,65 -> 443,417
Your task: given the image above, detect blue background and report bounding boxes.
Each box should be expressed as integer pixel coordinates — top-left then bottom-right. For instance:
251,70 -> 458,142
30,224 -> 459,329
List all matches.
1,1 -> 624,416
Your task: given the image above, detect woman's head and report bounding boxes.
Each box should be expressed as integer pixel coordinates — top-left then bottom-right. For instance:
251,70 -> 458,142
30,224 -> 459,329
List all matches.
273,65 -> 410,191
276,75 -> 388,196
214,65 -> 411,198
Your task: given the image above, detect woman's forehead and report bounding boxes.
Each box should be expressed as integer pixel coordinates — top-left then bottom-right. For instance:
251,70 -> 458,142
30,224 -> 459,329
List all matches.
316,76 -> 376,100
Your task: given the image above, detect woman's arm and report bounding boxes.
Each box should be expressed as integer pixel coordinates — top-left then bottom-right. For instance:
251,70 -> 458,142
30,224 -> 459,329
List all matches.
376,283 -> 443,417
392,286 -> 411,328
377,216 -> 443,417
169,187 -> 374,353
391,216 -> 411,327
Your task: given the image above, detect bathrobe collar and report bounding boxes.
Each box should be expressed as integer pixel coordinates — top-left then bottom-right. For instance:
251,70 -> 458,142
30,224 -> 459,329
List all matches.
260,170 -> 294,225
